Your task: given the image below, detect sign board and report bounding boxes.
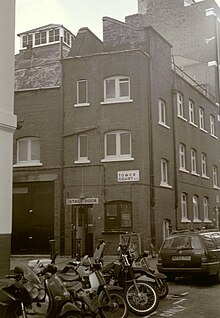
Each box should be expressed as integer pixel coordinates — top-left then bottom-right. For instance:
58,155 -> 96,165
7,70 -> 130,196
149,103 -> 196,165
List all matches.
66,197 -> 99,205
120,233 -> 142,258
117,170 -> 140,182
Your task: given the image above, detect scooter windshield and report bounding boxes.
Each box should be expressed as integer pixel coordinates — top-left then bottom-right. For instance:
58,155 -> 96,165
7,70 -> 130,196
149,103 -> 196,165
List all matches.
14,264 -> 41,284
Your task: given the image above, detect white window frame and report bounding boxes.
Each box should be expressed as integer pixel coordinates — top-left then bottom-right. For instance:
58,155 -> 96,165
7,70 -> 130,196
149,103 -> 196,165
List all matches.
181,193 -> 190,222
75,80 -> 89,107
160,159 -> 172,188
201,153 -> 208,178
213,165 -> 219,188
177,92 -> 186,120
102,130 -> 133,162
15,137 -> 42,167
203,197 -> 211,222
102,76 -> 132,104
189,100 -> 197,126
191,148 -> 199,175
199,107 -> 206,131
210,114 -> 217,138
179,143 -> 188,172
75,134 -> 90,164
158,99 -> 170,128
193,195 -> 201,222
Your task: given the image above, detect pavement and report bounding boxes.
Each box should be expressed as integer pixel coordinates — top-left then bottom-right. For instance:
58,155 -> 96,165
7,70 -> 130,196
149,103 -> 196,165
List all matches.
10,254 -> 158,271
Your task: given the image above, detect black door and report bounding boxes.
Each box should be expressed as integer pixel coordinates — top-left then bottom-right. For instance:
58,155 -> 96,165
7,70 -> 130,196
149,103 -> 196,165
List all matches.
12,182 -> 54,254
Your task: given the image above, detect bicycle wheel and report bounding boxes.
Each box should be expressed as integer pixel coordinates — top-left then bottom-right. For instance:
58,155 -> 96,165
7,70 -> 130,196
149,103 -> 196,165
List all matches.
99,290 -> 129,318
125,280 -> 159,316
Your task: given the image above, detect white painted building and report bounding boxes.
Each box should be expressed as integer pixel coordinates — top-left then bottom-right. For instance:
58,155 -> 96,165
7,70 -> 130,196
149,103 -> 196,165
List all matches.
0,0 -> 17,276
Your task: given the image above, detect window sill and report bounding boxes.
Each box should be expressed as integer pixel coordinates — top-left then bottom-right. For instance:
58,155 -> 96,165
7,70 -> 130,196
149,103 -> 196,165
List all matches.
177,115 -> 187,122
74,160 -> 90,164
179,168 -> 189,174
204,219 -> 212,223
193,219 -> 202,223
160,182 -> 172,189
211,134 -> 218,140
189,122 -> 198,128
14,162 -> 42,167
200,128 -> 208,134
74,103 -> 90,107
181,218 -> 191,223
191,172 -> 200,177
158,122 -> 170,129
101,157 -> 134,163
213,185 -> 220,190
202,174 -> 210,179
101,99 -> 133,105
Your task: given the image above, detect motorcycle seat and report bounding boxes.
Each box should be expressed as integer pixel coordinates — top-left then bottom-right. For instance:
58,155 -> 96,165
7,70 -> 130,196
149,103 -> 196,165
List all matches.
59,273 -> 80,282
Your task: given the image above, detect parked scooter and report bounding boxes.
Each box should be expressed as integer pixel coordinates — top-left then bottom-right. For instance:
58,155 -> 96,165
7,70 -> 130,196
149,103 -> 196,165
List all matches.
100,243 -> 159,316
0,262 -> 81,318
134,251 -> 168,299
60,256 -> 129,318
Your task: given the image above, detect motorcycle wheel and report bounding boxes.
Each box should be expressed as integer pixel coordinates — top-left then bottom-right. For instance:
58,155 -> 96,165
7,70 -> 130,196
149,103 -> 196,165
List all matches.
156,279 -> 169,299
0,303 -> 22,318
99,290 -> 129,318
125,280 -> 159,316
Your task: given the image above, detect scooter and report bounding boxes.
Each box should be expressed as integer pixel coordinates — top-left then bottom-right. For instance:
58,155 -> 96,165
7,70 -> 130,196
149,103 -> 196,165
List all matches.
0,262 -> 81,318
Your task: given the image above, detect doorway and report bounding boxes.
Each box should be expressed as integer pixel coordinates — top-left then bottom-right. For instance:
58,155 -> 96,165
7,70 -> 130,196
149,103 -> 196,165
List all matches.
12,181 -> 54,254
76,206 -> 93,256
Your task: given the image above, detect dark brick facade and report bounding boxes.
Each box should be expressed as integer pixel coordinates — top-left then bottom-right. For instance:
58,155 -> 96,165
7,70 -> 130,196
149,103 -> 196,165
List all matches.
0,234 -> 11,277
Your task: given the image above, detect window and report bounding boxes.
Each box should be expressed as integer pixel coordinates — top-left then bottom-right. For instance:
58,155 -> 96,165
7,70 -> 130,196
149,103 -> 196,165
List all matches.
189,100 -> 196,125
103,130 -> 132,161
203,197 -> 211,222
213,165 -> 219,188
191,148 -> 198,175
176,92 -> 185,118
75,134 -> 89,163
210,114 -> 216,137
181,193 -> 190,222
201,153 -> 208,177
35,31 -> 46,45
158,99 -> 169,127
75,80 -> 89,106
193,195 -> 201,222
199,107 -> 205,130
160,159 -> 171,187
105,201 -> 132,231
103,76 -> 131,103
179,143 -> 187,171
16,137 -> 41,166
21,34 -> 33,48
49,28 -> 60,43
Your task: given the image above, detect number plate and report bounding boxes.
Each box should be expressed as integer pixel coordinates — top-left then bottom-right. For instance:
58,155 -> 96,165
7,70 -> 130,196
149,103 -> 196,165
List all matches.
172,255 -> 191,261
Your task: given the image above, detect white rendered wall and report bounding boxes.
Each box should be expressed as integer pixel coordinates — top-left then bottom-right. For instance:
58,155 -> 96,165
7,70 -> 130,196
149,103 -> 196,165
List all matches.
0,0 -> 17,275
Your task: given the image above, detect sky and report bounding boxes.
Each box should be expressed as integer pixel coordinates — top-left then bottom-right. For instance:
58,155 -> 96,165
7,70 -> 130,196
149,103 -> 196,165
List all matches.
15,0 -> 137,53
15,0 -> 220,54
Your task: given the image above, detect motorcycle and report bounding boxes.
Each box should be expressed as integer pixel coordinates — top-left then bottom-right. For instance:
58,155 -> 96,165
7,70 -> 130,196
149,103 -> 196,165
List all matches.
134,250 -> 168,299
0,262 -> 81,318
100,243 -> 159,316
60,256 -> 129,318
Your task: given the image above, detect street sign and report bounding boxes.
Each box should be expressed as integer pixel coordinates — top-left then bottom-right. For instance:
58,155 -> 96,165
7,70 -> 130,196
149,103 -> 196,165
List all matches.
117,170 -> 140,182
66,197 -> 99,205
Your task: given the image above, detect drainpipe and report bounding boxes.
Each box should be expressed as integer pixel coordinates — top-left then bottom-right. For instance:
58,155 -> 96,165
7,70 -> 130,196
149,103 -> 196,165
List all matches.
59,36 -> 65,255
147,39 -> 156,250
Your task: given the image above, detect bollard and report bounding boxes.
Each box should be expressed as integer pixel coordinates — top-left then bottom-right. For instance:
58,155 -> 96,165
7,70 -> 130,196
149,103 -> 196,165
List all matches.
49,239 -> 56,261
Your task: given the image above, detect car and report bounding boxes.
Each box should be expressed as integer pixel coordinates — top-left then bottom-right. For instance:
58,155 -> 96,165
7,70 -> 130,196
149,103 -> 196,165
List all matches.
157,229 -> 220,282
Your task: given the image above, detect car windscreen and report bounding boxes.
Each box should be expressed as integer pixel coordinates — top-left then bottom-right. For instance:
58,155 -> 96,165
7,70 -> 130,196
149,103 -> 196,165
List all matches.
162,235 -> 203,250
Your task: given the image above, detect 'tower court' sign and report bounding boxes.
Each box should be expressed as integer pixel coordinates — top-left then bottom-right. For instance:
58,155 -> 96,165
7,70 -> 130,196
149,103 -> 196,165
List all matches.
66,197 -> 99,205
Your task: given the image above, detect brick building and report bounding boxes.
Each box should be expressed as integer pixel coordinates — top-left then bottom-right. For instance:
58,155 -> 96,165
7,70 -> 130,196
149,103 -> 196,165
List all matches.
13,2 -> 220,256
